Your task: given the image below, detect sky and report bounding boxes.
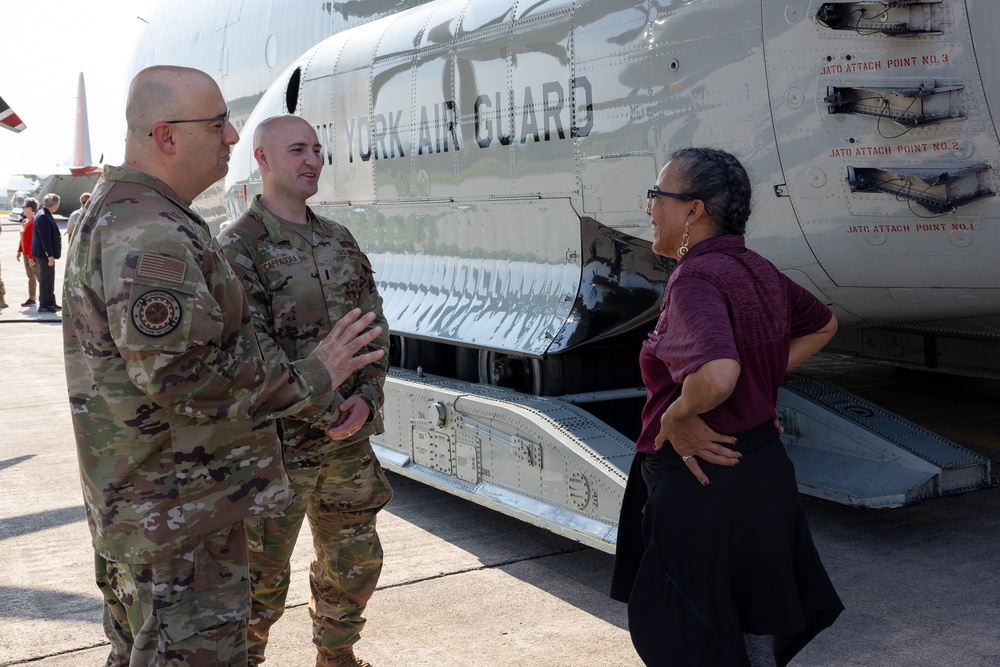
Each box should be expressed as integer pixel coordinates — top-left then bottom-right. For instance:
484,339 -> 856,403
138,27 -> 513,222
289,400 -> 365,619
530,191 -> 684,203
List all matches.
1,1 -> 156,192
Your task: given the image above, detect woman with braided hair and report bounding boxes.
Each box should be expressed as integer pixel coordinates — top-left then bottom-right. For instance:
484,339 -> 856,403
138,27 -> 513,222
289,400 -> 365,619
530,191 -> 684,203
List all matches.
610,148 -> 843,666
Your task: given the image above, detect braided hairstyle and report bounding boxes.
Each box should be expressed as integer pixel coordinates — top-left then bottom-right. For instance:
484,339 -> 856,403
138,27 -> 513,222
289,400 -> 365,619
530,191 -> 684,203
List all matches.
670,147 -> 752,235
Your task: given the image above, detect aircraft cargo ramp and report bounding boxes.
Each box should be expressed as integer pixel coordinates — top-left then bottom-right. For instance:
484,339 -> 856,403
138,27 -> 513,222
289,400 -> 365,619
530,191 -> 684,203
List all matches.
779,373 -> 995,508
372,368 -> 995,555
372,368 -> 634,554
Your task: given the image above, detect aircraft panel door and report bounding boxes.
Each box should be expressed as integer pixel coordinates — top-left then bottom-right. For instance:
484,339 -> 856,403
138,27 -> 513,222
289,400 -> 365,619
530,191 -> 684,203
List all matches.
763,1 -> 1000,298
454,23 -> 516,200
506,1 -> 578,198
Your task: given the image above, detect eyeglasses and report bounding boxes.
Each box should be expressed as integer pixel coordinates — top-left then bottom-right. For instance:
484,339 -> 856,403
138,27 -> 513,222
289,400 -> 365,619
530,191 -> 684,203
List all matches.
646,188 -> 694,211
149,109 -> 231,137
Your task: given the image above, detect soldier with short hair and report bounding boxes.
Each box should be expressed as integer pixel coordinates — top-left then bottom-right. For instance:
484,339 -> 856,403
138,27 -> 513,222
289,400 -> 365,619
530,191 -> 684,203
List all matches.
218,114 -> 392,667
62,67 -> 385,667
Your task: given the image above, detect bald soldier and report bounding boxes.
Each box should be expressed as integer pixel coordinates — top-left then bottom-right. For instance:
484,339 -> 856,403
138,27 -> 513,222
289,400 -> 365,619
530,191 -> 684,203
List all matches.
218,115 -> 392,667
62,67 -> 384,667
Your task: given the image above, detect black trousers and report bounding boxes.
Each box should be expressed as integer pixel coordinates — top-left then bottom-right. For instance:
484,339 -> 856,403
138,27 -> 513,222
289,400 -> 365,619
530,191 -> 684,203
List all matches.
38,260 -> 56,308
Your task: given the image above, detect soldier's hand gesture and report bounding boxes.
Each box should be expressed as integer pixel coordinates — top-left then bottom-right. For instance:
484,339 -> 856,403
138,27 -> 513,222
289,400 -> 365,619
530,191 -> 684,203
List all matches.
310,308 -> 385,388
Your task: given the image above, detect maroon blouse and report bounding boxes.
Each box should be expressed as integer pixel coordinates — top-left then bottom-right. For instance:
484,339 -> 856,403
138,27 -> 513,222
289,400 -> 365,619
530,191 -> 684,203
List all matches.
635,234 -> 832,454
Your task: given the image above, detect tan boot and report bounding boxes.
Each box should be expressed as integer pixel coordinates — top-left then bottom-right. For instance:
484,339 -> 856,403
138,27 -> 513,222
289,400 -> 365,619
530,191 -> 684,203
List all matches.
317,646 -> 373,667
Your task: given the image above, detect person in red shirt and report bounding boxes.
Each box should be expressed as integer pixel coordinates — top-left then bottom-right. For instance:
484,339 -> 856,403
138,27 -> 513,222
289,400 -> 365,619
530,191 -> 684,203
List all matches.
15,197 -> 39,308
611,148 -> 842,667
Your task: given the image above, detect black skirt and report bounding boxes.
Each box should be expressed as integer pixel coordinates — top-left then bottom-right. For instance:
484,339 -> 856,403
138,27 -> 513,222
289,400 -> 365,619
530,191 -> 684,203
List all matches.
611,421 -> 843,667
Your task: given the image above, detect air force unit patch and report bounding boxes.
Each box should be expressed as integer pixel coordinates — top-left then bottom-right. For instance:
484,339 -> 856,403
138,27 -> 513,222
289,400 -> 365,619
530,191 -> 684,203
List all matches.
131,290 -> 183,337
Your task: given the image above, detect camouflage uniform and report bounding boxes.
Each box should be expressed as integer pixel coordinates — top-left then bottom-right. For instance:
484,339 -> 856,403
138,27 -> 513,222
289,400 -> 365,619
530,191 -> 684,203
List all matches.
63,166 -> 344,666
218,195 -> 392,666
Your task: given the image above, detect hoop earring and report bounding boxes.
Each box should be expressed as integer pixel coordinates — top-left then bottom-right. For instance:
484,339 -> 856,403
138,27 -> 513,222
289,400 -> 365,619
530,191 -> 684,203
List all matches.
678,220 -> 691,256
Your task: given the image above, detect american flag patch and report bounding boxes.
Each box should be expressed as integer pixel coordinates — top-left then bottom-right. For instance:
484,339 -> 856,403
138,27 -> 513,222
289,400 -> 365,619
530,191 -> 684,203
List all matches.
136,253 -> 187,285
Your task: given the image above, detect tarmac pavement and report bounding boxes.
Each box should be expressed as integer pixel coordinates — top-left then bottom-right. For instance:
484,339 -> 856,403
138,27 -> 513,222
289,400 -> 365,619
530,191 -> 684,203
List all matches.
1,215 -> 999,666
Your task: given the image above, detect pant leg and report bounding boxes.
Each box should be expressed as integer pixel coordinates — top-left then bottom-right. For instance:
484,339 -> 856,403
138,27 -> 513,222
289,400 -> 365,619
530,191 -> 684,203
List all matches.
22,255 -> 37,301
246,480 -> 310,664
98,523 -> 251,667
38,261 -> 55,308
309,438 -> 393,656
95,552 -> 134,667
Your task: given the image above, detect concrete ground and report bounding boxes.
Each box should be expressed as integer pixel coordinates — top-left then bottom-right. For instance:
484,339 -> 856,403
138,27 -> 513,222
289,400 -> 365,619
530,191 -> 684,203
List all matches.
1,216 -> 998,667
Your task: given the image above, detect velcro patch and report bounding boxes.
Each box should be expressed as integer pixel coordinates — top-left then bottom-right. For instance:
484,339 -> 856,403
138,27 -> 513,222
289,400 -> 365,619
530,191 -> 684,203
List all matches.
136,253 -> 186,285
131,290 -> 183,337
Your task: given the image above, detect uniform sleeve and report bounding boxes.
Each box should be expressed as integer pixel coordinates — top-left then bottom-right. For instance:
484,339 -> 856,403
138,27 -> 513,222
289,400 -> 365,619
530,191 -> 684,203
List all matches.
343,229 -> 390,417
218,228 -> 346,430
109,225 -> 334,422
784,276 -> 834,339
656,275 -> 740,385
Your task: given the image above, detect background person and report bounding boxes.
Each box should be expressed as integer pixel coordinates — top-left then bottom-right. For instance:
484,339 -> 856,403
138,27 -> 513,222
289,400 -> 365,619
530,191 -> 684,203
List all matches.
0,216 -> 6,309
610,147 -> 843,667
16,198 -> 39,307
66,191 -> 91,239
219,114 -> 392,667
62,66 -> 385,667
31,193 -> 61,313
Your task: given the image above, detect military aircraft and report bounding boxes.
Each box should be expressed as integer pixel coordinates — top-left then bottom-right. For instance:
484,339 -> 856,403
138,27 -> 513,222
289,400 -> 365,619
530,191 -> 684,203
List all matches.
131,0 -> 998,552
5,73 -> 100,221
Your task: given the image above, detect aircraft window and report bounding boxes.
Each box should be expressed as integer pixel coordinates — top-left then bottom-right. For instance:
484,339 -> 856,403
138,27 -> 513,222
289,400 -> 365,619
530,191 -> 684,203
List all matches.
286,67 -> 301,114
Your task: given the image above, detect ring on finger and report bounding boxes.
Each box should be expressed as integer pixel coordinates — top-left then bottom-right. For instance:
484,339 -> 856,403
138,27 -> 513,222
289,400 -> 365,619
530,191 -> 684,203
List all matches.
682,455 -> 691,462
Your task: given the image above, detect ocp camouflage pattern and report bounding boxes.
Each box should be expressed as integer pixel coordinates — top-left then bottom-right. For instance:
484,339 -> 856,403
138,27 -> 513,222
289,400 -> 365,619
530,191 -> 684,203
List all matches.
62,166 -> 342,563
218,195 -> 390,463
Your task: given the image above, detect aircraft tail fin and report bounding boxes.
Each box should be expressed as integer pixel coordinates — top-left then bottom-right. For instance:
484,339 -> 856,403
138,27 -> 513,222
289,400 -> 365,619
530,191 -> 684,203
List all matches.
73,72 -> 92,166
0,94 -> 27,133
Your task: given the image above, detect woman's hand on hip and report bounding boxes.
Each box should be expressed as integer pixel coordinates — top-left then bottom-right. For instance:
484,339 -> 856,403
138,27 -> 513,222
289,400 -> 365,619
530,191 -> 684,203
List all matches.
655,405 -> 740,486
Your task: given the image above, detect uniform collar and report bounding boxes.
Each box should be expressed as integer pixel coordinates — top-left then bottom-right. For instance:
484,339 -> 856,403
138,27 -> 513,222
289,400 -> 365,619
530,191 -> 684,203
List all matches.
104,165 -> 207,226
248,194 -> 331,248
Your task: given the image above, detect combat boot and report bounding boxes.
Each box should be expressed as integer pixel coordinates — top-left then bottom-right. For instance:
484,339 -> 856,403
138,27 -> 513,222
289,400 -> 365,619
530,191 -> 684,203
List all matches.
317,646 -> 373,667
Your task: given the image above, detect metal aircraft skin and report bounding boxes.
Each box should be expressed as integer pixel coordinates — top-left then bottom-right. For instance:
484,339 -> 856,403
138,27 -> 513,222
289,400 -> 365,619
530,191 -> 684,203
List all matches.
130,0 -> 999,551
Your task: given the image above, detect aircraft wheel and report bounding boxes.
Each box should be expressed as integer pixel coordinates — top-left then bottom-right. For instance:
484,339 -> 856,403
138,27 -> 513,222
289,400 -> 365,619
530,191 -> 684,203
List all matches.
478,351 -> 543,395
